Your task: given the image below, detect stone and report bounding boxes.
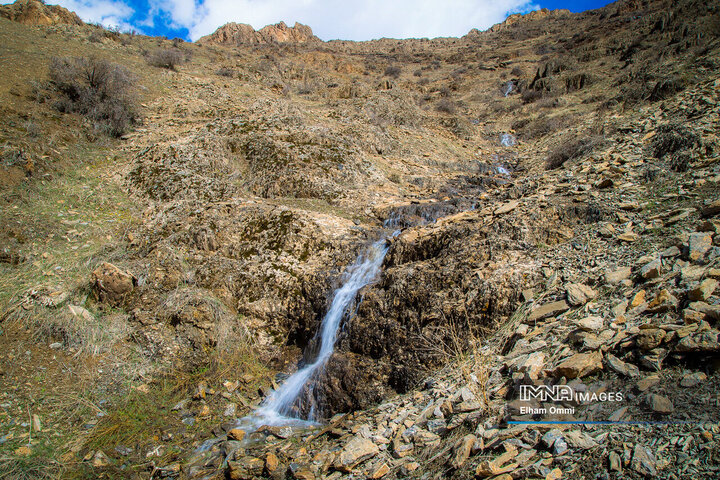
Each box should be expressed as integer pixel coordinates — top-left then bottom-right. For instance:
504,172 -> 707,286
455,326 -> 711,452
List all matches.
91,262 -> 135,304
640,258 -> 662,279
565,430 -> 596,449
519,351 -> 545,380
552,351 -> 603,379
617,232 -> 639,242
636,329 -> 665,350
680,371 -> 707,387
565,283 -> 597,306
546,467 -> 563,480
689,278 -> 718,301
495,200 -> 520,215
573,316 -> 603,331
265,453 -> 279,473
91,450 -> 111,468
631,444 -> 657,476
648,394 -> 674,414
688,232 -> 713,262
606,354 -> 640,378
630,290 -> 646,308
646,289 -> 677,313
702,199 -> 720,217
68,304 -> 95,322
528,300 -> 569,322
32,414 -> 41,432
450,434 -> 476,468
609,451 -> 623,472
370,462 -> 390,479
661,246 -> 681,258
605,267 -> 632,285
228,428 -> 246,441
334,436 -> 379,472
475,447 -> 518,477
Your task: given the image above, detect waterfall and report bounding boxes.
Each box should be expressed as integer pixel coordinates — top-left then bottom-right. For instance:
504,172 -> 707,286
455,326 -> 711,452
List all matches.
240,236 -> 391,428
500,133 -> 517,147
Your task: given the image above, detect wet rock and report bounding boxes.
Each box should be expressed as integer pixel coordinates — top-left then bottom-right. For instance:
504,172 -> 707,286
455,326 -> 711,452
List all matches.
566,283 -> 597,306
631,444 -> 657,476
334,436 -> 379,472
91,262 -> 135,305
228,429 -> 246,441
228,457 -> 265,479
552,351 -> 603,379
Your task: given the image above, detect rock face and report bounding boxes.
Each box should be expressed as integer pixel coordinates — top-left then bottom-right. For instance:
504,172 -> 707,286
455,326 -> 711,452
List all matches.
198,21 -> 319,45
0,0 -> 83,26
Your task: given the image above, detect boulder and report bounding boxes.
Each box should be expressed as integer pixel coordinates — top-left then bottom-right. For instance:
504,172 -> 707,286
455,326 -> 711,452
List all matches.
334,436 -> 379,472
91,262 -> 135,305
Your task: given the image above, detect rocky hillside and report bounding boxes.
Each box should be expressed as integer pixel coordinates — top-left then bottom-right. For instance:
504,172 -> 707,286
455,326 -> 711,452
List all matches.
0,0 -> 719,479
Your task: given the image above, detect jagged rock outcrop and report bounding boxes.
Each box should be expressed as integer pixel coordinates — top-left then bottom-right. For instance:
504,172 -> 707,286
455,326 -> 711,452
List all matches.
0,0 -> 83,26
197,21 -> 319,45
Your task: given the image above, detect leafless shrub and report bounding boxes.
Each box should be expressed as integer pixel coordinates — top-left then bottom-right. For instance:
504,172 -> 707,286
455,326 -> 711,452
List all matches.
148,48 -> 184,70
47,56 -> 138,137
546,136 -> 605,169
215,67 -> 235,77
385,65 -> 402,78
436,98 -> 456,114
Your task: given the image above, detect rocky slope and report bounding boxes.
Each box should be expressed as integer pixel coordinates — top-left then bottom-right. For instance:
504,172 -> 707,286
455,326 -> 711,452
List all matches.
0,0 -> 719,479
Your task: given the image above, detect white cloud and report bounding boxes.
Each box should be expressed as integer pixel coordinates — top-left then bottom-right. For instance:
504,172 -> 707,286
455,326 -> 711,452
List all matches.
53,0 -> 135,29
1,0 -> 539,41
182,0 -> 538,41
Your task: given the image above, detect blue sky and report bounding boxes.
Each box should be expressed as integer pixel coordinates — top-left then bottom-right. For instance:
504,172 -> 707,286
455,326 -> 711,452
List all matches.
4,0 -> 614,41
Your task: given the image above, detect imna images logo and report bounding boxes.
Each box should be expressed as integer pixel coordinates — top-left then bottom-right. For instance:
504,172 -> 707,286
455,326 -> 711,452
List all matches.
519,385 -> 624,403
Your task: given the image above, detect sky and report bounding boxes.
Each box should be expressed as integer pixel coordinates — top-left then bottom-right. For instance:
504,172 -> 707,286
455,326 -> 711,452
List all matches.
6,0 -> 615,41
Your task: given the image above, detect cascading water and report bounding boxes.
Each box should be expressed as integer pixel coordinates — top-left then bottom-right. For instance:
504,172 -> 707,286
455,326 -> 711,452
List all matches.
238,236 -> 392,429
500,133 -> 517,147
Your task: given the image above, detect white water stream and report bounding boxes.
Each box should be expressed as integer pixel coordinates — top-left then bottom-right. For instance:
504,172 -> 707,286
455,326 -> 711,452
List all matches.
237,236 -> 391,429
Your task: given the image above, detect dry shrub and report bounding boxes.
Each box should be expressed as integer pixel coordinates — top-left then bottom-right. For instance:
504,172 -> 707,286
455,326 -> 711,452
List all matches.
546,136 -> 605,170
148,48 -> 185,70
47,56 -> 138,137
436,98 -> 457,114
215,67 -> 235,77
513,114 -> 570,140
384,65 -> 402,78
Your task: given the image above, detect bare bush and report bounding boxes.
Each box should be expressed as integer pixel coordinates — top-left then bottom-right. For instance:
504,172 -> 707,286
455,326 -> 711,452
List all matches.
148,48 -> 184,70
436,98 -> 457,114
384,65 -> 402,78
47,56 -> 138,137
546,136 -> 604,169
215,67 -> 235,77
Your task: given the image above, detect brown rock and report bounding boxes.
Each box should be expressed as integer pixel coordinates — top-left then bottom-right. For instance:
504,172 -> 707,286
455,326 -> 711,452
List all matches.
630,290 -> 646,308
92,262 -> 135,305
631,444 -> 657,476
228,428 -> 246,441
370,462 -> 390,479
606,354 -> 640,378
198,21 -> 318,45
265,452 -> 279,473
688,232 -> 713,262
680,372 -> 707,387
636,375 -> 660,392
450,434 -> 476,468
334,436 -> 379,472
0,0 -> 83,26
640,258 -> 662,279
636,329 -> 665,350
689,278 -> 718,301
495,200 -> 520,215
552,351 -> 603,379
476,447 -> 518,477
605,267 -> 632,285
528,300 -> 570,322
566,283 -> 597,306
701,199 -> 720,217
648,394 -> 674,414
